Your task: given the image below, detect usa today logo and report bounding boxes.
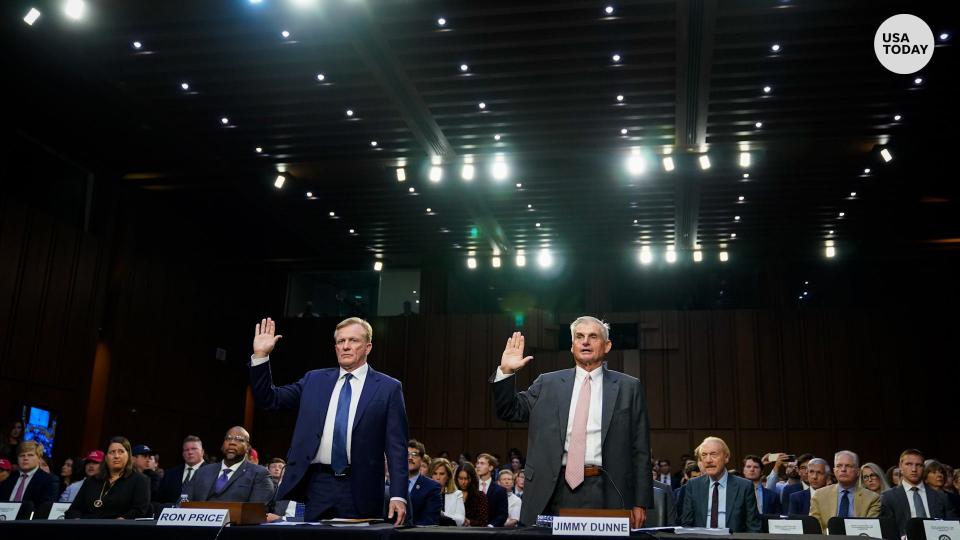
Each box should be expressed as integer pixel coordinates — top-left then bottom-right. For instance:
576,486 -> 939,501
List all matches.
874,14 -> 934,74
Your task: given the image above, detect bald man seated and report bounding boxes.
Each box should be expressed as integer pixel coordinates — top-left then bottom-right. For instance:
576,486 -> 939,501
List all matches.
183,426 -> 275,504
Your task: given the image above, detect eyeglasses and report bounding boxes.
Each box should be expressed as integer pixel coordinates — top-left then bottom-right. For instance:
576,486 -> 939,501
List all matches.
224,435 -> 249,442
408,451 -> 421,457
862,474 -> 879,481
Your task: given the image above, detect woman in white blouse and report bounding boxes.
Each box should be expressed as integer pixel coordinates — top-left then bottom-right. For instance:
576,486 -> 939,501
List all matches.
429,458 -> 465,526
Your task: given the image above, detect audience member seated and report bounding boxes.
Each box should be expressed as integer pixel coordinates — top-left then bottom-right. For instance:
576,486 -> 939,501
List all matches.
0,440 -> 58,505
881,449 -> 957,536
887,466 -> 901,488
777,453 -> 814,510
497,470 -> 521,527
429,458 -> 465,526
420,454 -> 431,477
267,458 -> 285,491
131,444 -> 161,501
787,457 -> 829,515
58,456 -> 83,499
183,426 -> 274,504
406,439 -> 442,526
248,448 -> 259,465
743,454 -> 781,515
679,437 -> 761,532
514,470 -> 525,498
60,450 -> 104,503
0,421 -> 24,465
456,462 -> 488,527
674,461 -> 701,510
0,458 -> 11,484
860,462 -> 890,494
924,460 -> 947,492
475,453 -> 508,526
810,450 -> 880,532
65,436 -> 151,519
157,435 -> 207,504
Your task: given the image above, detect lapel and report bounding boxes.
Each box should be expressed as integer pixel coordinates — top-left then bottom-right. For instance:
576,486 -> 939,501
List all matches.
556,369 -> 575,447
353,366 -> 381,429
825,484 -> 839,519
725,476 -> 738,518
212,462 -> 244,495
315,369 -> 338,423
600,368 -> 620,444
891,485 -> 907,515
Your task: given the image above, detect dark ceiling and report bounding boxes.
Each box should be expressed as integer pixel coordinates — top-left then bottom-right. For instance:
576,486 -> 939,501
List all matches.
5,0 -> 959,268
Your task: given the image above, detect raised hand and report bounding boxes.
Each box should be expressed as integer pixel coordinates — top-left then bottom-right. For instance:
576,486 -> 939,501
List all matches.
253,318 -> 283,358
500,332 -> 533,374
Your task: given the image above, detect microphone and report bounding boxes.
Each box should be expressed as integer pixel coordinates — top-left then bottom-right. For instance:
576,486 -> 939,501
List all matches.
598,466 -> 626,510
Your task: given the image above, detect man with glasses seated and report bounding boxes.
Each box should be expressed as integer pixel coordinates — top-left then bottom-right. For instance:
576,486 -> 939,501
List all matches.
183,426 -> 274,503
810,450 -> 880,533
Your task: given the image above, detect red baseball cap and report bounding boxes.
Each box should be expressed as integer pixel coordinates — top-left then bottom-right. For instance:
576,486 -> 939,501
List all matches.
0,458 -> 11,471
84,450 -> 105,463
249,448 -> 259,462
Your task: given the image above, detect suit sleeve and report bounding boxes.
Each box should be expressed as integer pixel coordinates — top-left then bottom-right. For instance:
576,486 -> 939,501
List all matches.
248,360 -> 305,411
746,485 -> 762,532
490,373 -> 544,423
65,479 -> 94,518
809,491 -> 824,532
417,481 -> 443,525
251,468 -> 276,504
666,486 -> 677,526
386,381 -> 411,502
41,473 -> 59,503
680,483 -> 695,526
865,493 -> 881,518
631,379 -> 653,508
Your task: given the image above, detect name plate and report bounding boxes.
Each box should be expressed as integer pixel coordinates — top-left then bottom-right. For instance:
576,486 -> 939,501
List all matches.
157,508 -> 230,527
845,518 -> 883,539
552,516 -> 630,536
0,503 -> 22,520
46,502 -> 72,520
768,519 -> 805,535
924,520 -> 960,540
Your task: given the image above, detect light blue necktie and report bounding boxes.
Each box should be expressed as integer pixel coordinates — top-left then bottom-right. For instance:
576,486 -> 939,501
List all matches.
331,373 -> 353,474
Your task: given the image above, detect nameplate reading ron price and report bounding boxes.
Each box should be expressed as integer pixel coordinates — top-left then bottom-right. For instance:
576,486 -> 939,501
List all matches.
157,508 -> 230,527
552,516 -> 631,536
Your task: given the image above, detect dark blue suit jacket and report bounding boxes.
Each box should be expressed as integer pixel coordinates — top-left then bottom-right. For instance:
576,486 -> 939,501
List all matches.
0,468 -> 58,505
788,488 -> 811,516
157,463 -> 212,503
759,486 -> 782,515
183,460 -> 274,503
485,482 -> 509,527
408,475 -> 442,526
780,482 -> 804,511
249,361 -> 409,519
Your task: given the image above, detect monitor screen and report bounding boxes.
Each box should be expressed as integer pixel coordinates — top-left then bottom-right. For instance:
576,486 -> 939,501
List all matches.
22,405 -> 57,458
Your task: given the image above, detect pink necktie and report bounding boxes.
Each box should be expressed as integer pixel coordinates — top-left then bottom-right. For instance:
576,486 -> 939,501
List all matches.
565,376 -> 592,489
13,473 -> 28,501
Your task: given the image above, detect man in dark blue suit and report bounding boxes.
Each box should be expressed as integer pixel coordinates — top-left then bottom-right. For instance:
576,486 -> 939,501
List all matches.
0,441 -> 57,505
157,435 -> 208,503
406,440 -> 441,525
680,437 -> 761,532
742,455 -> 781,515
777,453 -> 813,511
249,317 -> 409,525
787,457 -> 828,515
476,453 -> 509,526
184,427 -> 274,504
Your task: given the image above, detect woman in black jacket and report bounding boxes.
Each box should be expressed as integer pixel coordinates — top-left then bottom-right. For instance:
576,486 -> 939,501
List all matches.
66,436 -> 151,519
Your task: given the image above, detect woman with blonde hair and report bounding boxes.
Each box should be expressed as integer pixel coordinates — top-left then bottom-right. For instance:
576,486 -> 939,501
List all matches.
859,462 -> 890,494
429,458 -> 465,526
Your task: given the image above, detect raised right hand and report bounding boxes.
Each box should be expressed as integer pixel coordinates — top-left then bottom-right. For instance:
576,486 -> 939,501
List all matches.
500,332 -> 533,374
253,318 -> 283,358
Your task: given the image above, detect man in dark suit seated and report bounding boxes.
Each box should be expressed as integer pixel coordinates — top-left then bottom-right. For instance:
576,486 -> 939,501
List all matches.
777,453 -> 814,511
743,454 -> 781,515
406,440 -> 441,525
184,426 -> 274,504
0,441 -> 58,505
881,449 -> 957,536
157,435 -> 208,503
788,457 -> 829,515
680,436 -> 762,532
476,453 -> 509,526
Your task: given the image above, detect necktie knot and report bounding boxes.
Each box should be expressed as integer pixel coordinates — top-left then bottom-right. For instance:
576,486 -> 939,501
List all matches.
911,487 -> 918,492
343,373 -> 353,382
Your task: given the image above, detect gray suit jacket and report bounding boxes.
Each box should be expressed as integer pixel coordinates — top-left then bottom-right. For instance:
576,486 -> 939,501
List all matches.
184,460 -> 275,504
491,367 -> 653,526
881,484 -> 957,535
680,473 -> 762,532
647,484 -> 677,526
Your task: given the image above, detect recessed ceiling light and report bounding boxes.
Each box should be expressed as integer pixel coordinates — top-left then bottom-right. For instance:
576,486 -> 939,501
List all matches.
665,247 -> 677,264
306,191 -> 313,198
132,41 -> 142,49
23,8 -> 41,26
763,85 -> 772,93
633,219 -> 638,224
693,250 -> 703,262
626,153 -> 646,176
516,183 -> 522,188
478,102 -> 486,110
839,212 -> 845,217
537,249 -> 553,269
638,246 -> 653,265
274,175 -> 285,189
829,229 -> 835,235
492,158 -> 509,180
604,5 -> 614,15
893,114 -> 902,121
734,215 -> 741,221
612,53 -> 621,63
316,73 -> 325,81
940,32 -> 950,41
535,222 -> 541,228
698,155 -> 711,170
370,140 -> 378,147
492,257 -> 502,268
739,152 -> 751,168
755,121 -> 763,128
220,117 -> 230,125
460,64 -> 469,72
64,0 -> 86,21
914,77 -> 923,85
180,82 -> 190,91
374,261 -> 383,271
742,173 -> 750,179
437,17 -> 446,27
850,191 -> 857,197
527,204 -> 533,209
281,30 -> 290,39
770,43 -> 781,52
731,233 -> 737,239
880,148 -> 893,162
863,168 -> 871,174
466,257 -> 477,270
255,147 -> 263,153
461,163 -> 475,181
494,134 -> 501,141
426,208 -> 432,213
621,128 -> 628,135
396,168 -> 406,182
616,94 -> 624,102
346,109 -> 354,117
719,251 -> 729,262
662,156 -> 675,172
349,229 -> 356,234
408,187 -> 415,193
429,166 -> 442,183
738,195 -> 745,202
329,211 -> 335,217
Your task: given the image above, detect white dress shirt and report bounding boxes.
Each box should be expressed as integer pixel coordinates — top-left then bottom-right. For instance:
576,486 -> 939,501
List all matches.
507,491 -> 522,520
901,479 -> 931,517
9,467 -> 38,501
182,462 -> 203,483
705,471 -> 729,529
495,365 -> 604,466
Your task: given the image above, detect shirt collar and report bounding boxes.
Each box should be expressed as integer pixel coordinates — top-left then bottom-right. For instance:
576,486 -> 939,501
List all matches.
21,467 -> 38,479
340,362 -> 369,382
901,479 -> 925,493
711,470 -> 729,487
575,365 -> 603,384
221,460 -> 243,474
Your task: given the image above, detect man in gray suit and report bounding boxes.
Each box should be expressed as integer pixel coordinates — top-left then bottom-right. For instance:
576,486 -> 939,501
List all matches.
680,437 -> 761,532
490,316 -> 653,528
184,426 -> 275,504
881,449 -> 957,535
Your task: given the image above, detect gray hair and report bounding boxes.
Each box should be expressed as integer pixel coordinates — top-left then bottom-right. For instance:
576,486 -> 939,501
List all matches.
569,316 -> 610,342
808,457 -> 832,475
834,450 -> 860,467
860,462 -> 891,491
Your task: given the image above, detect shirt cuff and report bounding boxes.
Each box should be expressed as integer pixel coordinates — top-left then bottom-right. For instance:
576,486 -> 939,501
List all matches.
493,366 -> 515,382
251,355 -> 270,367
389,497 -> 406,505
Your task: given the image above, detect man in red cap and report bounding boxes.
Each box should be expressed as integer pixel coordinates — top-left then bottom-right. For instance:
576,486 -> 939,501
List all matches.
58,450 -> 104,503
0,458 -> 11,484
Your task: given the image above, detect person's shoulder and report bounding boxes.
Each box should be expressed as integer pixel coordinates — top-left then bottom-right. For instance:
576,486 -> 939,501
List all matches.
128,470 -> 150,484
420,476 -> 441,489
242,462 -> 270,475
861,486 -> 881,502
366,366 -> 402,387
728,474 -> 753,490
